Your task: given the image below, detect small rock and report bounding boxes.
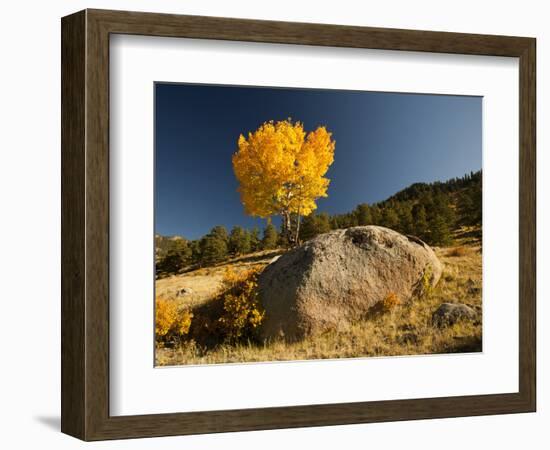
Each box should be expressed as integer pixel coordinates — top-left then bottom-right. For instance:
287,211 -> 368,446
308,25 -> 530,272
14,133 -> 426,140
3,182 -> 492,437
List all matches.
432,302 -> 477,328
176,287 -> 194,297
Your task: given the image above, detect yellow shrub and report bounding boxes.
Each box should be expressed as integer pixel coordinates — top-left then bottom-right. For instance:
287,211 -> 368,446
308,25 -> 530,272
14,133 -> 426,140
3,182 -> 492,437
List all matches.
382,291 -> 401,312
368,291 -> 401,317
173,309 -> 193,336
217,266 -> 265,341
155,297 -> 193,342
447,246 -> 467,257
414,266 -> 434,299
156,298 -> 177,337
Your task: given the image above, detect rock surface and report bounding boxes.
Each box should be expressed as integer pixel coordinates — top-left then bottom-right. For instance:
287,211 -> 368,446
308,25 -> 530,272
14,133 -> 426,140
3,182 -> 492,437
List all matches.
257,226 -> 442,340
431,302 -> 477,328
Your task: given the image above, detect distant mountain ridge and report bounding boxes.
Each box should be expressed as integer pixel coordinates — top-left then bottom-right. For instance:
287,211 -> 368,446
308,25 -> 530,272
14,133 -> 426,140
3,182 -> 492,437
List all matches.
382,170 -> 482,205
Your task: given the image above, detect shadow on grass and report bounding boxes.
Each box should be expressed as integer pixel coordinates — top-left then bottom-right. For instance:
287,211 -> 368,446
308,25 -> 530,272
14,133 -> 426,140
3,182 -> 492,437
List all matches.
158,249 -> 286,278
226,249 -> 284,266
441,336 -> 482,354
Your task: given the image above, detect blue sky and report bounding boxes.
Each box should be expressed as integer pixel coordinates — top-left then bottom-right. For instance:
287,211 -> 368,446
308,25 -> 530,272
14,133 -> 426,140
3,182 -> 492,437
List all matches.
155,83 -> 481,240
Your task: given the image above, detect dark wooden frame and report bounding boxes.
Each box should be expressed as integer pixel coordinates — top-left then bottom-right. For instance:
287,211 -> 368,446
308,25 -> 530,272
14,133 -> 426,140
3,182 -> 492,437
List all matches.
61,8 -> 536,441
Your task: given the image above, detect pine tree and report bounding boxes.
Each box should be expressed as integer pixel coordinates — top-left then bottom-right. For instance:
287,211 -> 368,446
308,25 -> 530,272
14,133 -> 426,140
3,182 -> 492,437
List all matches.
354,203 -> 371,226
156,240 -> 191,275
397,204 -> 414,235
458,190 -> 474,225
189,240 -> 202,266
249,227 -> 261,252
369,206 -> 381,226
199,226 -> 229,265
300,213 -> 318,241
432,191 -> 456,228
412,203 -> 429,240
200,237 -> 228,265
470,183 -> 482,224
459,183 -> 482,226
380,206 -> 399,229
317,212 -> 332,234
261,223 -> 279,249
429,213 -> 452,246
228,226 -> 251,255
209,225 -> 229,244
300,212 -> 332,241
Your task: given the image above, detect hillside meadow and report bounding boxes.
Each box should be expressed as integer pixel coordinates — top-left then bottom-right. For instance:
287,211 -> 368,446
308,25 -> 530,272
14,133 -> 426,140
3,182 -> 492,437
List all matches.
155,226 -> 482,366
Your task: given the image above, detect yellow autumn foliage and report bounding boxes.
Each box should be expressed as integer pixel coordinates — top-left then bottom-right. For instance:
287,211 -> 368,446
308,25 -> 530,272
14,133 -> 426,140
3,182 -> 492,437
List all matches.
232,119 -> 335,220
381,291 -> 401,312
218,266 -> 265,341
155,297 -> 193,341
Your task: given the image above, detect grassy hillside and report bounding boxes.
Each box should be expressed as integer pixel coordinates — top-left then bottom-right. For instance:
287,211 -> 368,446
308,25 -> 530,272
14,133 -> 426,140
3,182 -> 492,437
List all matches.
156,249 -> 282,311
155,227 -> 482,366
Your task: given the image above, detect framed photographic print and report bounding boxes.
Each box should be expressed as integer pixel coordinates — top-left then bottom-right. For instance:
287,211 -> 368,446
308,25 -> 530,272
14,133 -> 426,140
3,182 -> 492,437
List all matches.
61,9 -> 536,441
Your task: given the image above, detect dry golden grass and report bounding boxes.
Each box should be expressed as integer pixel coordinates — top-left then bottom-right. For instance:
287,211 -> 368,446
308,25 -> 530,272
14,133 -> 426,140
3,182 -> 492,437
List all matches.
155,239 -> 482,366
155,249 -> 281,310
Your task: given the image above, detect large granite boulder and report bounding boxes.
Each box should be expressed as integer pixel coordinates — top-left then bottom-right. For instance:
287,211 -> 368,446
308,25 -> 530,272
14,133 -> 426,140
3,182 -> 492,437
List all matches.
258,226 -> 442,340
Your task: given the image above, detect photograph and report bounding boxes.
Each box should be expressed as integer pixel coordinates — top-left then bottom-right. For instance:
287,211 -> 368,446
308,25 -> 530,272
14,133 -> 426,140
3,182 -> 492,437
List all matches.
154,83 -> 483,366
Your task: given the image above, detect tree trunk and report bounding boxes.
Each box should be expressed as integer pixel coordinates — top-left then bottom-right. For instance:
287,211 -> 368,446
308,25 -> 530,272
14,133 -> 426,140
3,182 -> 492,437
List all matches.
281,210 -> 292,246
294,207 -> 302,246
